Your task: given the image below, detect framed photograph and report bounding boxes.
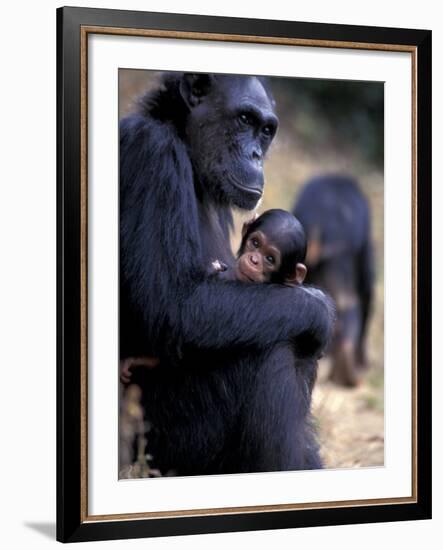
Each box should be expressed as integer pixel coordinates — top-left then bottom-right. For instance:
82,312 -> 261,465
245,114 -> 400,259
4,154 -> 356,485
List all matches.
57,6 -> 432,543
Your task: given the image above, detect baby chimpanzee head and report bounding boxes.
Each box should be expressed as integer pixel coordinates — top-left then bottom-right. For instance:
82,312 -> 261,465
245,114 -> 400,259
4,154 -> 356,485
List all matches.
236,209 -> 308,285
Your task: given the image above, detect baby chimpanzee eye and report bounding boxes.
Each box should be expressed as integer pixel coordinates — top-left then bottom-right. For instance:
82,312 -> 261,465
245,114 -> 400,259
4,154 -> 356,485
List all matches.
266,255 -> 275,265
251,238 -> 260,248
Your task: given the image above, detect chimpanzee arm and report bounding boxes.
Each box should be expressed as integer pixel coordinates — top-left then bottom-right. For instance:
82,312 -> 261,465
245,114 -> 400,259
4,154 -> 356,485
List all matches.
179,279 -> 334,354
120,115 -> 334,356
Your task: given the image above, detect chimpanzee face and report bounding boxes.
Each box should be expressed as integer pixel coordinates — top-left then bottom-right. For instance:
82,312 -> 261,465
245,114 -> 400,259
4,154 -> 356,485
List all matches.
179,74 -> 278,210
236,230 -> 282,283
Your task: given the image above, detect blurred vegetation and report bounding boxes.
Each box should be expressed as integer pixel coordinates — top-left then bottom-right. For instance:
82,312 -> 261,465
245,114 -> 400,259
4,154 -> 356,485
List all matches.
271,78 -> 384,167
119,70 -> 384,472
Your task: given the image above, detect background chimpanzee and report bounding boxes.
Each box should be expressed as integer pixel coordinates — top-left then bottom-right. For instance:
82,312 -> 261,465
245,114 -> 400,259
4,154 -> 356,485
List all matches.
293,175 -> 374,387
212,209 -> 308,286
119,72 -> 334,476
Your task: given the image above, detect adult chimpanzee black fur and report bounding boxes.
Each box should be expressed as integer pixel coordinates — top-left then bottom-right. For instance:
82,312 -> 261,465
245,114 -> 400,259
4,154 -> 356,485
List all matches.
119,73 -> 334,475
293,175 -> 374,387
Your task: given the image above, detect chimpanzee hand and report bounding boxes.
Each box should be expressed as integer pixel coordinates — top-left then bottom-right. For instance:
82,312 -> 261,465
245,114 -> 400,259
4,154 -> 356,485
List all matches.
120,356 -> 160,385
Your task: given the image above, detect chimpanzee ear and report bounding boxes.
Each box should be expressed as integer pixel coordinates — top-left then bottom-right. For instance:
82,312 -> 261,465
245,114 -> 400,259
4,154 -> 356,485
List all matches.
179,73 -> 214,109
286,263 -> 307,285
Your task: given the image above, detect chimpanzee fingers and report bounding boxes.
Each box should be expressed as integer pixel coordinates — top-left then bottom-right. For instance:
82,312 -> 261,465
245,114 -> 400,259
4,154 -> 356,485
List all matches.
120,372 -> 132,385
120,359 -> 134,384
136,356 -> 160,368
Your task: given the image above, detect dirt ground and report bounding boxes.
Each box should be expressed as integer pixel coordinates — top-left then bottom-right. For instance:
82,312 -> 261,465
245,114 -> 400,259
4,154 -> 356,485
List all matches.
313,361 -> 384,469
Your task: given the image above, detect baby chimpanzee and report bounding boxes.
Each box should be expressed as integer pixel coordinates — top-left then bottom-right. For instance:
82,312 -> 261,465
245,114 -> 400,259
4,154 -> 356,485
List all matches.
212,209 -> 308,286
212,209 -> 320,395
121,209 -> 309,384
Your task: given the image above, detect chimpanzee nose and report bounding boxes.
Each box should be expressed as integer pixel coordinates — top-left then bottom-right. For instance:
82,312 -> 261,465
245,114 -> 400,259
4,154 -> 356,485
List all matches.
252,148 -> 262,161
250,253 -> 259,265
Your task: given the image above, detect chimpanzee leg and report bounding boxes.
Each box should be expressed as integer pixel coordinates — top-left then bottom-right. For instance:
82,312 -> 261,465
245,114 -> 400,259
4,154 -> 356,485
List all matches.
131,346 -> 321,476
234,345 -> 322,473
329,305 -> 362,387
357,238 -> 374,369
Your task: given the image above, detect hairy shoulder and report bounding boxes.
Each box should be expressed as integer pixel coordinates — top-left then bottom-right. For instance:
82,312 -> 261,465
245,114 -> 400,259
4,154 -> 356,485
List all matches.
119,112 -> 202,280
120,113 -> 181,152
120,114 -> 193,196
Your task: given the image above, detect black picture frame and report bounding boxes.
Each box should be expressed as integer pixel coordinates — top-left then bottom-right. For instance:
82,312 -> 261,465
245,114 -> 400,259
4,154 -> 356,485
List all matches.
57,6 -> 432,543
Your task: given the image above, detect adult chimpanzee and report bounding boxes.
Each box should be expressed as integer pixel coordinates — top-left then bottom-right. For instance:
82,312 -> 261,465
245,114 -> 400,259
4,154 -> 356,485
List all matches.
120,73 -> 334,476
293,175 -> 374,387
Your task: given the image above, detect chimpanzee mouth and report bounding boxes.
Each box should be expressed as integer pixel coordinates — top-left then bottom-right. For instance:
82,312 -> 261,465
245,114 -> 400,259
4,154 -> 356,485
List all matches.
231,176 -> 263,197
236,262 -> 260,283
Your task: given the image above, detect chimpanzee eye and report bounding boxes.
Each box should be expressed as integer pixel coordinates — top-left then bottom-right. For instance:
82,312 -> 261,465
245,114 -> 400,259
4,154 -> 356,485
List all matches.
262,125 -> 273,137
266,255 -> 275,265
239,112 -> 254,126
251,238 -> 260,248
